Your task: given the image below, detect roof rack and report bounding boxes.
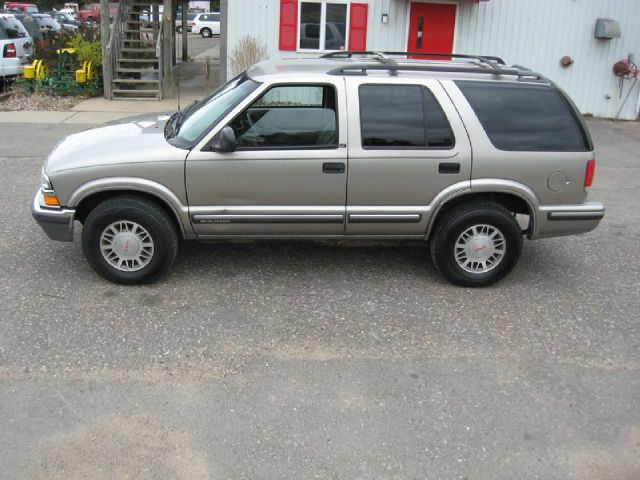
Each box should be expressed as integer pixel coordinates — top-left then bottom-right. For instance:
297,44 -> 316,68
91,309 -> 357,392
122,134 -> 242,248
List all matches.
321,51 -> 507,67
321,51 -> 543,80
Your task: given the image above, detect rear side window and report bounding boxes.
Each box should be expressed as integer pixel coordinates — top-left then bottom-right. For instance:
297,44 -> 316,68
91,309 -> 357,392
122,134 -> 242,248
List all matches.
359,84 -> 454,149
455,81 -> 588,152
1,16 -> 27,38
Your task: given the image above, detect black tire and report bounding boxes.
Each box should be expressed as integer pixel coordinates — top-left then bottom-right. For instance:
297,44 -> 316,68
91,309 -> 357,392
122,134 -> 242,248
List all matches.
429,201 -> 523,287
176,25 -> 182,33
201,27 -> 212,38
82,196 -> 178,285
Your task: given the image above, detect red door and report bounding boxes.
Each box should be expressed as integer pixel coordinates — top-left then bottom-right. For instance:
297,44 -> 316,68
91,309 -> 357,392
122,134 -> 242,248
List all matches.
407,2 -> 456,59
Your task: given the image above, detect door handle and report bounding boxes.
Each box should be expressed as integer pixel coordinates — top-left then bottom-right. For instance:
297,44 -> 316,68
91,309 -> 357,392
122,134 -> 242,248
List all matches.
438,162 -> 460,174
323,162 -> 345,174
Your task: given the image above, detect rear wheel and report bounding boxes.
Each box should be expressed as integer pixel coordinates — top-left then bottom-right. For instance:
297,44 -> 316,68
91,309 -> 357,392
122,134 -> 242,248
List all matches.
430,202 -> 523,287
200,27 -> 212,38
82,196 -> 178,284
176,25 -> 183,33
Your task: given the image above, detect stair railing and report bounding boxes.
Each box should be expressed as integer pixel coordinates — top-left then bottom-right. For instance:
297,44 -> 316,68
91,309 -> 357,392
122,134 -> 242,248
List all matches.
156,17 -> 164,99
105,2 -> 124,99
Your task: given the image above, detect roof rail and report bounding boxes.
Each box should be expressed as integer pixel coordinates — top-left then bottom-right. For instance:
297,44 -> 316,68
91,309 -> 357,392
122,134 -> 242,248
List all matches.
321,51 -> 507,67
327,63 -> 544,80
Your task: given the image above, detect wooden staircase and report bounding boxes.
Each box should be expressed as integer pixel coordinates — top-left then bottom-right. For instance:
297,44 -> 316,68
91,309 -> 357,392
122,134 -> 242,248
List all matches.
106,1 -> 165,99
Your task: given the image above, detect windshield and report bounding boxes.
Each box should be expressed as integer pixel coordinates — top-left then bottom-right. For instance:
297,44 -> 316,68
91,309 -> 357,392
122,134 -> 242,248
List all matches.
37,16 -> 61,30
172,73 -> 260,148
26,6 -> 38,12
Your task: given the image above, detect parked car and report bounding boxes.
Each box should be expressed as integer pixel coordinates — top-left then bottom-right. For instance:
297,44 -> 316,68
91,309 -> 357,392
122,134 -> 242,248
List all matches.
4,2 -> 37,13
191,12 -> 219,38
75,3 -> 99,23
16,13 -> 61,41
176,12 -> 197,33
0,12 -> 32,78
32,53 -> 604,286
48,11 -> 80,30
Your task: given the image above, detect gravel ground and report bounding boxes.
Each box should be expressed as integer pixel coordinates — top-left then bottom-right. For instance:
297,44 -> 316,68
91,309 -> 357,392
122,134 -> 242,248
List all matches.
0,92 -> 85,111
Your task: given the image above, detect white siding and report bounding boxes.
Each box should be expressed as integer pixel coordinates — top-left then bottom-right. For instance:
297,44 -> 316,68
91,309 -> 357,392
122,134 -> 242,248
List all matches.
226,0 -> 640,119
455,0 -> 640,120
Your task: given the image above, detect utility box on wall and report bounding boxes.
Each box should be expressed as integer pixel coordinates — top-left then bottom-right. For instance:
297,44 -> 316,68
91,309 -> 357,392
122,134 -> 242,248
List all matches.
594,18 -> 621,39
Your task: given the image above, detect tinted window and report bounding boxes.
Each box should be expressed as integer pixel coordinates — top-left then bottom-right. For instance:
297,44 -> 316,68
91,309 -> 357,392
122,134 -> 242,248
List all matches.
359,85 -> 454,148
0,16 -> 27,38
211,13 -> 220,21
229,85 -> 338,149
455,81 -> 588,152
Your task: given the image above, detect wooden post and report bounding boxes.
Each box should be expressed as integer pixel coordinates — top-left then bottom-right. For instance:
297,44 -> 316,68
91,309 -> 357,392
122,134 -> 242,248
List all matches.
152,4 -> 159,43
181,0 -> 188,62
100,0 -> 111,99
162,0 -> 175,98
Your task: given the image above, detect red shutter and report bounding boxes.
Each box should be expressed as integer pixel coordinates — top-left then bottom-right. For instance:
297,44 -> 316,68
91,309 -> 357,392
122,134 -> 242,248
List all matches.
279,0 -> 298,51
348,3 -> 368,51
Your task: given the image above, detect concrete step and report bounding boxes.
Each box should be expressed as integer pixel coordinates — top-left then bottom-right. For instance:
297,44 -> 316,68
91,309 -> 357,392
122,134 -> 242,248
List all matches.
112,89 -> 160,99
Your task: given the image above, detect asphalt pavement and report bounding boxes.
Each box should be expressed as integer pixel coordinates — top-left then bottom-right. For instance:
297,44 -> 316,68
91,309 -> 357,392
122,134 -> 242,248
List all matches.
0,119 -> 638,479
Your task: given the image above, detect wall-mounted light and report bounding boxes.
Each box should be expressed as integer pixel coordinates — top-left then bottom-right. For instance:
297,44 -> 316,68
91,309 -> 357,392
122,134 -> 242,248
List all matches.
381,13 -> 388,24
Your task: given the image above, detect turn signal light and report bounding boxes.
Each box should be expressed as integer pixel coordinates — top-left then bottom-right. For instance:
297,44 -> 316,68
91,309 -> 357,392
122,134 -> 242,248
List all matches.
584,159 -> 595,187
43,193 -> 60,207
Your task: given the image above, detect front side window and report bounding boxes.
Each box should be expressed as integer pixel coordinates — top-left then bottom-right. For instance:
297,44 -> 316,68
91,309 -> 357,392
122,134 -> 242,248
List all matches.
228,84 -> 338,149
299,1 -> 347,51
359,85 -> 455,149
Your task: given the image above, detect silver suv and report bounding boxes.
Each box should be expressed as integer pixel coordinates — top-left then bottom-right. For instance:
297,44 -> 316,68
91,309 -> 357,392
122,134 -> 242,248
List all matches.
32,52 -> 604,286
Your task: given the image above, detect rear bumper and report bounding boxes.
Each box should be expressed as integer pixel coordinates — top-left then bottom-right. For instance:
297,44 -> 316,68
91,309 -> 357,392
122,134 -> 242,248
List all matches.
31,189 -> 76,242
535,202 -> 605,238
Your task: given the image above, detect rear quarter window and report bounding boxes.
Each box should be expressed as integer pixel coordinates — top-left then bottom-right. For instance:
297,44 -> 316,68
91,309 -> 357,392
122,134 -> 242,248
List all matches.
455,81 -> 589,152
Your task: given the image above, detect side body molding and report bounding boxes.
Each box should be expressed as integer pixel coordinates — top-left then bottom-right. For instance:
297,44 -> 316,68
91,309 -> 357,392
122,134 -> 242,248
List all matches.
67,177 -> 194,239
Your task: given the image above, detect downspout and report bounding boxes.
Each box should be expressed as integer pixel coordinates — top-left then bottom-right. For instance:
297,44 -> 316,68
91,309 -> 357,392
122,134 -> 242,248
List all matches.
220,0 -> 228,83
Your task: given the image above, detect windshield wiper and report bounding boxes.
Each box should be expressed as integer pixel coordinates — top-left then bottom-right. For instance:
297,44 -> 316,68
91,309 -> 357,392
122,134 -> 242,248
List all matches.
174,100 -> 201,133
164,100 -> 201,139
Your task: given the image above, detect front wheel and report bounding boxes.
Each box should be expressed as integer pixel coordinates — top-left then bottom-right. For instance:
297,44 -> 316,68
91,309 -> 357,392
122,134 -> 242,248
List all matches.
430,202 -> 523,287
176,25 -> 182,33
82,196 -> 178,284
200,27 -> 212,38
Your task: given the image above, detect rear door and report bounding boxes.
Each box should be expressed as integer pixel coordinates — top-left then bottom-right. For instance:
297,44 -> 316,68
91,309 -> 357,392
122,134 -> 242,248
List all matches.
345,77 -> 471,236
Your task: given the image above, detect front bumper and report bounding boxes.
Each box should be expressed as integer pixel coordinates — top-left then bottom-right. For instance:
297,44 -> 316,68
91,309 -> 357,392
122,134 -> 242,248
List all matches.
535,202 -> 605,239
31,188 -> 76,242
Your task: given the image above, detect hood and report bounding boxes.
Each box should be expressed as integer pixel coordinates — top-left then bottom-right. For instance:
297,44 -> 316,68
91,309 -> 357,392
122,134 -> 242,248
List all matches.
44,113 -> 187,175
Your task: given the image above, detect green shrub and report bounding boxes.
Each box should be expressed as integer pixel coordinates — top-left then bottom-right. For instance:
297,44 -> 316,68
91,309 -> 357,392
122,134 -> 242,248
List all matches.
67,34 -> 102,67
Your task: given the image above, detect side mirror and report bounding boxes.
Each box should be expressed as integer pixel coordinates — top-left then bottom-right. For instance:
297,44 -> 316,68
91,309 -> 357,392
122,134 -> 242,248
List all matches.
213,126 -> 237,153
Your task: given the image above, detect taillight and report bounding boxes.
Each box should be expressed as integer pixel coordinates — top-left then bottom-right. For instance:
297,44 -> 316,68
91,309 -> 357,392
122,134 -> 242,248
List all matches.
584,159 -> 595,187
3,43 -> 17,58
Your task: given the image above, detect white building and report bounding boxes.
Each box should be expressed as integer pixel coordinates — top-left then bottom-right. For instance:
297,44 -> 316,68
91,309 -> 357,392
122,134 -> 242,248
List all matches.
220,0 -> 640,120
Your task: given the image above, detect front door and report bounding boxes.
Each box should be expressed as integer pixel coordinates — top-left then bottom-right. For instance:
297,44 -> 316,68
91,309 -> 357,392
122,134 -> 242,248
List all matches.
407,2 -> 456,58
185,82 -> 348,237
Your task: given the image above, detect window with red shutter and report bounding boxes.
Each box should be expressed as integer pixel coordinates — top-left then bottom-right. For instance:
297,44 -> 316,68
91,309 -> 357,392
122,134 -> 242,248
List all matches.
348,3 -> 368,51
279,0 -> 298,51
